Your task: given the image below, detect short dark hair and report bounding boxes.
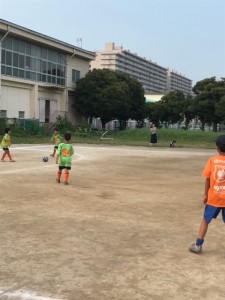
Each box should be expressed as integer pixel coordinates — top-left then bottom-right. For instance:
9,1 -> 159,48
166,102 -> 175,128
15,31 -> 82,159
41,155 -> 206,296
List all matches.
216,135 -> 225,153
54,128 -> 59,132
64,132 -> 71,141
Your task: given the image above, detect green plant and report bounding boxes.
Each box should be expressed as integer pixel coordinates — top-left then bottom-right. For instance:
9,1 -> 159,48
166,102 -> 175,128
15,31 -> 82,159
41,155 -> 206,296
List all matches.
55,115 -> 73,133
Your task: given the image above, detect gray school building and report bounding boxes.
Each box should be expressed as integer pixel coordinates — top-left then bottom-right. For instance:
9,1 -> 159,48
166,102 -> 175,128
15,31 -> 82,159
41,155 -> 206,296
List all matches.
0,19 -> 94,125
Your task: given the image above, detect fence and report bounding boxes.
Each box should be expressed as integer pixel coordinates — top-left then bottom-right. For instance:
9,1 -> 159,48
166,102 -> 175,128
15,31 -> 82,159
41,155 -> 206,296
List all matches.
0,118 -> 47,135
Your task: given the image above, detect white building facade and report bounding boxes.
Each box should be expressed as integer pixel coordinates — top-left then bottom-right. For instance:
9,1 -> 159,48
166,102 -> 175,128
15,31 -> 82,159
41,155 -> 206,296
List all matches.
91,42 -> 192,95
0,19 -> 95,125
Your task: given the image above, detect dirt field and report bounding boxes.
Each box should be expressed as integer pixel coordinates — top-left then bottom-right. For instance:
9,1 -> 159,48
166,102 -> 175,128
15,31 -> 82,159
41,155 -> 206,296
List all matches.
0,144 -> 225,300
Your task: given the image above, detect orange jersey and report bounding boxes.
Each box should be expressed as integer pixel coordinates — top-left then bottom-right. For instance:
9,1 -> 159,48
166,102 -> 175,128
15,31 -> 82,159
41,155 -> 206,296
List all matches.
202,155 -> 225,207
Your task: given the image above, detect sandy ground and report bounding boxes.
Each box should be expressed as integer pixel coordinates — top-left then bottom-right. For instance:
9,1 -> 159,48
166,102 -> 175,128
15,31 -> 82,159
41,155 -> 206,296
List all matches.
0,144 -> 225,300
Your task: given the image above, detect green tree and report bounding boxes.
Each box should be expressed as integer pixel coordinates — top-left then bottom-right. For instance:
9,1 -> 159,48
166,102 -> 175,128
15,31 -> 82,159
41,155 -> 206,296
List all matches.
145,101 -> 162,125
192,77 -> 225,131
158,91 -> 186,127
73,69 -> 145,129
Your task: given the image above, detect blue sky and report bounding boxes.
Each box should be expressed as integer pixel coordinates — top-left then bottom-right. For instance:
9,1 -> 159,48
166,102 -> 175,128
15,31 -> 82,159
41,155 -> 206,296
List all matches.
0,0 -> 224,84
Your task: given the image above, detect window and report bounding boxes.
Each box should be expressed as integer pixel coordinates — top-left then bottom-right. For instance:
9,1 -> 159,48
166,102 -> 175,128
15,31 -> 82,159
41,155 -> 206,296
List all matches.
5,37 -> 12,50
72,69 -> 80,82
19,54 -> 25,68
1,36 -> 66,85
0,110 -> 7,118
6,51 -> 12,65
19,111 -> 25,119
13,53 -> 19,67
19,40 -> 25,53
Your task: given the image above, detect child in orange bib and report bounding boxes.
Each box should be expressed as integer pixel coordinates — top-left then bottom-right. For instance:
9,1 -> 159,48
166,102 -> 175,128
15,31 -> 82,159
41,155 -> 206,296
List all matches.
189,135 -> 225,254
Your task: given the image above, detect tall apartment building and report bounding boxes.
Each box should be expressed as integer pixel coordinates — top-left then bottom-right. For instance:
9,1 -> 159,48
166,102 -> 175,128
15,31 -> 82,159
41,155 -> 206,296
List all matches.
91,42 -> 192,95
0,19 -> 95,124
166,68 -> 192,95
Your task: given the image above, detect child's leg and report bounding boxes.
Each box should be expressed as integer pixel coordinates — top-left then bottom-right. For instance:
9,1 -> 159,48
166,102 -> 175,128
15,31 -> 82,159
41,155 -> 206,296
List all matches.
196,218 -> 208,245
51,147 -> 56,157
7,151 -> 15,161
56,169 -> 62,183
64,169 -> 69,184
189,219 -> 208,253
1,149 -> 7,161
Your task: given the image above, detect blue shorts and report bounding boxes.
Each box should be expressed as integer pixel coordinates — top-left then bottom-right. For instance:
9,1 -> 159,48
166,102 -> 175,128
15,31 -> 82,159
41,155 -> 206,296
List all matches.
204,205 -> 225,223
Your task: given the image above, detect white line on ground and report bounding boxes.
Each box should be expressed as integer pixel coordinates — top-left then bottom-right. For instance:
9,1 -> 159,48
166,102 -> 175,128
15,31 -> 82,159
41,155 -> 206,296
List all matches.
0,289 -> 62,300
0,154 -> 83,175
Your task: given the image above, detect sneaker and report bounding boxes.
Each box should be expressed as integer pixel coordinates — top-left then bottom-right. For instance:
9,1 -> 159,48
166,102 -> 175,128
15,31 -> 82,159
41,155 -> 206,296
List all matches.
50,154 -> 54,157
189,243 -> 202,254
10,160 -> 15,162
1,160 -> 5,162
64,181 -> 69,185
56,179 -> 60,183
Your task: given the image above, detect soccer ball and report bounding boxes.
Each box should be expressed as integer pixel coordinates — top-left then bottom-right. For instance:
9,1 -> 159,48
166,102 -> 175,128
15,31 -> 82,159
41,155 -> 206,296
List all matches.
43,156 -> 48,162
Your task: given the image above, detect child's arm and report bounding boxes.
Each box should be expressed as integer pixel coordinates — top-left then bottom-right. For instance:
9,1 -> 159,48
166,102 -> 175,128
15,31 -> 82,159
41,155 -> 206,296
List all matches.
56,153 -> 59,164
203,178 -> 210,204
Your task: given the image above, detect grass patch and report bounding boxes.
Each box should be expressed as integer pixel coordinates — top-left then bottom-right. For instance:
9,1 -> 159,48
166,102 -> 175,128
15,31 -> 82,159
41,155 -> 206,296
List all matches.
9,128 -> 223,149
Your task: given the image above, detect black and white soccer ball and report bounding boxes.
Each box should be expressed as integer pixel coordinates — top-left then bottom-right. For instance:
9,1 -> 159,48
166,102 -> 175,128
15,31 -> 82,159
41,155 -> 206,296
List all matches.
43,156 -> 48,162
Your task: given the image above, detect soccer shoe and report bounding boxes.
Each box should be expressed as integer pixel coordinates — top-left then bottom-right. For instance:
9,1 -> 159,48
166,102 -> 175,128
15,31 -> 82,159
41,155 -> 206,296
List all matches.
56,179 -> 60,183
10,160 -> 15,162
189,243 -> 202,254
50,154 -> 54,157
1,160 -> 5,162
64,181 -> 69,185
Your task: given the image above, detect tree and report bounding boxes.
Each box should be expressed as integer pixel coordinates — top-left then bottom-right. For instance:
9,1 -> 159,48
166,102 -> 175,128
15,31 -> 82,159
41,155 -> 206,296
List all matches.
73,69 -> 145,129
192,77 -> 225,131
145,101 -> 162,125
161,91 -> 186,126
182,94 -> 196,129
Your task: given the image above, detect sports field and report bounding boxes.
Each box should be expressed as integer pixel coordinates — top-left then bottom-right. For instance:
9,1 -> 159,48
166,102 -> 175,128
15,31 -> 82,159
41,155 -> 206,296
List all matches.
0,144 -> 225,300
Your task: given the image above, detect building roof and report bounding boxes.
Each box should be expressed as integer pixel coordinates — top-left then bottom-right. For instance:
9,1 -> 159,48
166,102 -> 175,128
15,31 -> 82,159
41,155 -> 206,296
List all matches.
0,18 -> 95,61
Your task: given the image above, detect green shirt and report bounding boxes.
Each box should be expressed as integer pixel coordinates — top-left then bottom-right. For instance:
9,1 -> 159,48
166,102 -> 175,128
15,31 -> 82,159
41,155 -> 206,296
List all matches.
57,143 -> 74,167
51,133 -> 62,146
1,133 -> 11,148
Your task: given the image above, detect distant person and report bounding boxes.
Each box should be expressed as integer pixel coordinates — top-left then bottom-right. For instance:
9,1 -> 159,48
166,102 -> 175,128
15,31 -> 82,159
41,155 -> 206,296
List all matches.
189,135 -> 225,254
56,132 -> 74,185
50,128 -> 62,157
150,123 -> 157,146
1,128 -> 15,162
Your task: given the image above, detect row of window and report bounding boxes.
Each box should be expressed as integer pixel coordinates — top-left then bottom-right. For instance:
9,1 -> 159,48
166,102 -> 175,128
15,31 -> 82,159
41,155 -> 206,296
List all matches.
1,35 -> 67,86
1,51 -> 80,85
1,35 -> 66,64
2,50 -> 65,76
1,66 -> 80,86
0,110 -> 24,119
1,65 -> 66,85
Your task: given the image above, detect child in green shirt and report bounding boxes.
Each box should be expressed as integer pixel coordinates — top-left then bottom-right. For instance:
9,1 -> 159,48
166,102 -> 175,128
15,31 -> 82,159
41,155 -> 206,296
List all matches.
1,128 -> 15,162
56,132 -> 74,185
50,128 -> 62,157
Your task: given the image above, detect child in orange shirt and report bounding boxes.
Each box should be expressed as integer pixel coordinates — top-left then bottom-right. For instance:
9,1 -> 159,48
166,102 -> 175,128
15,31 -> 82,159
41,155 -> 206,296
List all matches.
189,135 -> 225,254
